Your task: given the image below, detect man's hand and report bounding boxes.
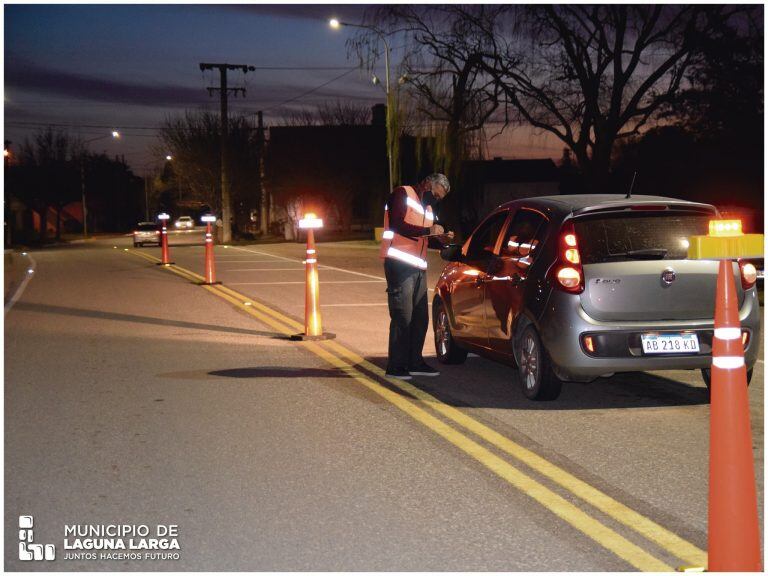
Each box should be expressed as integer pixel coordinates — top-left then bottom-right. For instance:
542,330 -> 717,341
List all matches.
442,231 -> 455,241
429,224 -> 445,236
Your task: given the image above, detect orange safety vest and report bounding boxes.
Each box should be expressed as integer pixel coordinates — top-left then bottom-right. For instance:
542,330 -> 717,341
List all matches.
380,186 -> 434,269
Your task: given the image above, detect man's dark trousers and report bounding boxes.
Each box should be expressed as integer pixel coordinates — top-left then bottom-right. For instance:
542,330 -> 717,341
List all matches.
384,258 -> 429,371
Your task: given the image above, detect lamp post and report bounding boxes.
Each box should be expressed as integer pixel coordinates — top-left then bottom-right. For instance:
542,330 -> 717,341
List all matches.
330,18 -> 394,194
141,155 -> 173,221
80,130 -> 120,238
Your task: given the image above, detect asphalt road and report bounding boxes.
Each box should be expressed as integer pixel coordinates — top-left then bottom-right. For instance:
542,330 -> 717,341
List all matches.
4,236 -> 763,571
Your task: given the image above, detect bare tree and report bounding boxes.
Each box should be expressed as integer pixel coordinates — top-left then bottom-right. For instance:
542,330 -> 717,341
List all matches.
279,100 -> 372,127
477,5 -> 754,192
350,6 -> 501,184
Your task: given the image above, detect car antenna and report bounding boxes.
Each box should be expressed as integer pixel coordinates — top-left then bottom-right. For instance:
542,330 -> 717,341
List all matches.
626,171 -> 637,199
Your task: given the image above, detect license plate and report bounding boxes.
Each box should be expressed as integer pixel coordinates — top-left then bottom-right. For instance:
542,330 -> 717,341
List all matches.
641,333 -> 700,354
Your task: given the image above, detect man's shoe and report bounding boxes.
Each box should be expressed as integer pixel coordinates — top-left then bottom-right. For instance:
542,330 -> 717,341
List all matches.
385,367 -> 412,380
409,362 -> 440,377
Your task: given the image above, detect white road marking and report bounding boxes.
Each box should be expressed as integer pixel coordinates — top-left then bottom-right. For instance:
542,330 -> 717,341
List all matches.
5,253 -> 37,315
232,247 -> 440,290
229,280 -> 385,285
320,303 -> 388,307
217,259 -> 290,263
233,246 -> 388,281
225,268 -> 307,272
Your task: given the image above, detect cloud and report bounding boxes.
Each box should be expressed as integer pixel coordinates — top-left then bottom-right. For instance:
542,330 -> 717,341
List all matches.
5,56 -> 203,107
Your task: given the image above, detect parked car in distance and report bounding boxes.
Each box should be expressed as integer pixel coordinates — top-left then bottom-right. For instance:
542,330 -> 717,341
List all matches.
433,195 -> 761,401
133,222 -> 160,247
174,216 -> 194,229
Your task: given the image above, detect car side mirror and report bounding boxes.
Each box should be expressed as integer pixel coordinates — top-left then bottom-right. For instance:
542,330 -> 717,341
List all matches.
440,244 -> 463,262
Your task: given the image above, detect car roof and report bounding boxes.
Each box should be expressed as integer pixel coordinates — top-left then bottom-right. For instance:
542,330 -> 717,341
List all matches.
497,194 -> 716,218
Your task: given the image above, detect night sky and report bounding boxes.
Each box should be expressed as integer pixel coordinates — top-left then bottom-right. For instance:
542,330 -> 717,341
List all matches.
4,3 -> 561,175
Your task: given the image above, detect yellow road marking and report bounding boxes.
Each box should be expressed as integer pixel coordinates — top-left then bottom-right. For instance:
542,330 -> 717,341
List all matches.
125,249 -> 699,570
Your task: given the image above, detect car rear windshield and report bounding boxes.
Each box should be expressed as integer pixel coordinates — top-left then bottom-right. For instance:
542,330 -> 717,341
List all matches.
573,211 -> 711,264
137,223 -> 158,231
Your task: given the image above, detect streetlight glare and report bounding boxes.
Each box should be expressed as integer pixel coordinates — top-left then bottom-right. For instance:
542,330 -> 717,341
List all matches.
111,130 -> 120,139
3,149 -> 9,158
329,18 -> 340,29
166,155 -> 173,161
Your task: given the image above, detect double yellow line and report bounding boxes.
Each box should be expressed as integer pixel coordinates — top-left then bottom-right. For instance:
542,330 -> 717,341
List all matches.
127,248 -> 707,571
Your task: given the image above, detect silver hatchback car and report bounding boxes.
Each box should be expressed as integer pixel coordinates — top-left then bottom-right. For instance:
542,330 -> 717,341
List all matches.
434,195 -> 761,400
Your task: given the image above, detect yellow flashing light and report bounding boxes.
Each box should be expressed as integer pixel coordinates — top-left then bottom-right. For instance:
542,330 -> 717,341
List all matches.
709,219 -> 743,237
299,213 -> 323,229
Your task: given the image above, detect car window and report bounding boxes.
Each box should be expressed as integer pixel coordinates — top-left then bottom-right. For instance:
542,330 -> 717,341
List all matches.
501,209 -> 547,263
465,211 -> 509,261
574,212 -> 711,264
138,223 -> 158,231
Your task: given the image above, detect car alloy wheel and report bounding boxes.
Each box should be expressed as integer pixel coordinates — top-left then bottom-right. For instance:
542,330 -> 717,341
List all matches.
433,300 -> 467,365
436,309 -> 450,357
520,332 -> 539,391
518,325 -> 562,401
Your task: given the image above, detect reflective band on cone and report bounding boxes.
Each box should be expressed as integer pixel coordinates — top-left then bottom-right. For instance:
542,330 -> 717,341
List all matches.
712,356 -> 745,370
713,327 -> 741,340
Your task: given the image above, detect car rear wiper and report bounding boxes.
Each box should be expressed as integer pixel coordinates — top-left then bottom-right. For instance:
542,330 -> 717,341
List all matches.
609,248 -> 669,260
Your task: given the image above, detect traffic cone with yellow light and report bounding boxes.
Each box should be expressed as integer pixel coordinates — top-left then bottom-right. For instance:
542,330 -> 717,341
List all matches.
199,214 -> 221,285
156,213 -> 174,266
290,213 -> 335,341
706,259 -> 761,572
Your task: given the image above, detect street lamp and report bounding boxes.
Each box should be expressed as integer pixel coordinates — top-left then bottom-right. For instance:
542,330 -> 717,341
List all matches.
80,130 -> 120,238
329,18 -> 394,194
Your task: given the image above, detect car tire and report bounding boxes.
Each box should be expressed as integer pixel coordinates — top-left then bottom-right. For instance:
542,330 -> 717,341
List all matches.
518,325 -> 562,401
433,299 -> 468,364
133,242 -> 140,247
701,367 -> 753,393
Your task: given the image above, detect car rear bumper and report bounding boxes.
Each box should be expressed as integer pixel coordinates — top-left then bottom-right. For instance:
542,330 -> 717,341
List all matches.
538,287 -> 761,380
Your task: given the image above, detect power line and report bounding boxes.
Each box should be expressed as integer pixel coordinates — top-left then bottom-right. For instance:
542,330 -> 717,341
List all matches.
262,68 -> 359,112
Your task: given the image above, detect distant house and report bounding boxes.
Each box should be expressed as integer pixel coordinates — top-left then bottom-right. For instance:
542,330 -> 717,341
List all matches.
458,158 -> 560,232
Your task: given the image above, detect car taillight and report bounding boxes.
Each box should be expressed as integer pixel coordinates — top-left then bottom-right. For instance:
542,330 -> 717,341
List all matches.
739,261 -> 757,290
553,221 -> 584,293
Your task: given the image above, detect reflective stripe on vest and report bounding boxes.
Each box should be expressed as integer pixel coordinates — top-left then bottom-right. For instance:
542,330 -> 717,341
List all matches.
386,246 -> 428,269
379,186 -> 433,268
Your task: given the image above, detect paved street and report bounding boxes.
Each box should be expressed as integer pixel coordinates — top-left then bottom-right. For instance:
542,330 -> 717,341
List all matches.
5,236 -> 763,571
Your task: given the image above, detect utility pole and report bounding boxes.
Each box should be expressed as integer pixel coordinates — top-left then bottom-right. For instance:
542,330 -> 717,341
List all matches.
199,62 -> 255,243
257,111 -> 269,236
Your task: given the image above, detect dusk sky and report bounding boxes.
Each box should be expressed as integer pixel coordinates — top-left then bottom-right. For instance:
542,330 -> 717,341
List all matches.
4,3 -> 562,175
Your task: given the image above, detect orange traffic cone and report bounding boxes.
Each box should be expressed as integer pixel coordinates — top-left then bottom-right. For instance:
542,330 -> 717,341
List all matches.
200,218 -> 221,285
157,221 -> 175,266
290,223 -> 334,341
708,260 -> 761,571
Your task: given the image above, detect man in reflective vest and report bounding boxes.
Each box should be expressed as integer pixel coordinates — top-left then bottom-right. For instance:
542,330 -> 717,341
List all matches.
380,173 -> 453,379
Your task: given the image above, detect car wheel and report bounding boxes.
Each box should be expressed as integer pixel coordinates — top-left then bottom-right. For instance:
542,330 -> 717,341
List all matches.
518,325 -> 562,401
133,242 -> 139,247
434,300 -> 468,364
701,367 -> 753,392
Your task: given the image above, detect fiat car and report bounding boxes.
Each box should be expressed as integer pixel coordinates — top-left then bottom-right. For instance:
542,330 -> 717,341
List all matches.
433,195 -> 760,400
